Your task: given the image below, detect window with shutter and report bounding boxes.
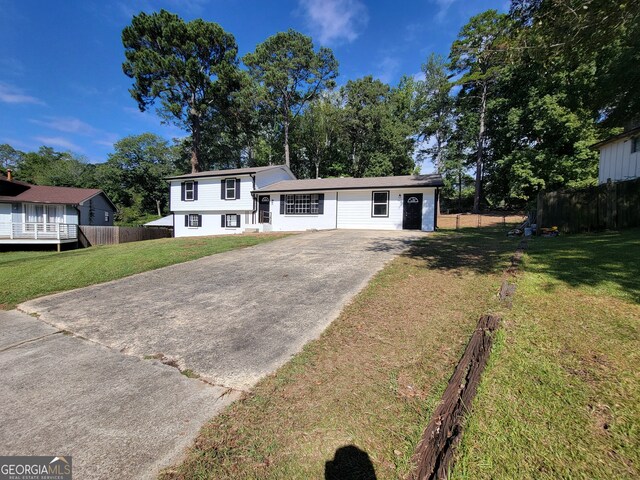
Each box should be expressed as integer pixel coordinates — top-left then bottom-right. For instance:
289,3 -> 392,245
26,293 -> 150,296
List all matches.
284,194 -> 324,215
225,178 -> 236,199
184,181 -> 195,201
188,214 -> 200,227
225,213 -> 239,228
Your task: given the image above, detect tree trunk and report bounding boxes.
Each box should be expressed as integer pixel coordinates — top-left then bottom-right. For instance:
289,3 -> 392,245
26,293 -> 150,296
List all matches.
283,100 -> 290,168
458,169 -> 462,212
351,143 -> 358,177
190,106 -> 202,174
156,199 -> 161,217
473,82 -> 487,213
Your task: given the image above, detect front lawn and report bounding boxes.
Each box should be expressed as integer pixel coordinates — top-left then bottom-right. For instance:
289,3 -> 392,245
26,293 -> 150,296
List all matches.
161,228 -> 517,479
453,229 -> 640,479
0,233 -> 289,309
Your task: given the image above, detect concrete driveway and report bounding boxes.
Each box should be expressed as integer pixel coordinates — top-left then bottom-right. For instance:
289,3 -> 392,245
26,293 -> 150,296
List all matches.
3,229 -> 424,478
19,230 -> 423,389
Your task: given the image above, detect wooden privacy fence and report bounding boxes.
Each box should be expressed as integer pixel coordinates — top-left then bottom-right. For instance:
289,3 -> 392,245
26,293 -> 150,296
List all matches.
536,178 -> 640,233
437,213 -> 526,230
78,226 -> 172,247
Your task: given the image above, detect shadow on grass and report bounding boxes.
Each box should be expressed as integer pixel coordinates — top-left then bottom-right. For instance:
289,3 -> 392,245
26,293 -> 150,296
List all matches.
325,445 -> 377,480
401,227 -> 517,275
525,228 -> 640,303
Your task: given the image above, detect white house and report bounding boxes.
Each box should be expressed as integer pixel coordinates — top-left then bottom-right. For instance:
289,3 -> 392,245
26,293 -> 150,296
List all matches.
594,125 -> 640,184
168,165 -> 443,236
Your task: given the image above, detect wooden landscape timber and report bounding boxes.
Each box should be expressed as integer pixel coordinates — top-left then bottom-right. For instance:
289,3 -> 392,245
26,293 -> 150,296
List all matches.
407,314 -> 501,480
408,238 -> 529,479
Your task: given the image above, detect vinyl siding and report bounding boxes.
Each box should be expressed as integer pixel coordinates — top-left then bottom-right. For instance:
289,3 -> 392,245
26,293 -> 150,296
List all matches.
599,137 -> 640,184
173,212 -> 245,237
271,192 -> 338,231
170,176 -> 254,212
269,187 -> 436,232
0,203 -> 10,223
254,167 -> 295,188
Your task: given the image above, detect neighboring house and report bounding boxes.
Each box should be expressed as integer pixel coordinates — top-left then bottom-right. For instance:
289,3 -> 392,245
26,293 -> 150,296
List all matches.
0,171 -> 116,249
593,124 -> 640,184
168,165 -> 444,236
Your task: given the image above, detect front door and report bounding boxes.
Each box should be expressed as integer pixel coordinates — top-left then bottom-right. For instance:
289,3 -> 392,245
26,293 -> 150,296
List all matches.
258,195 -> 270,223
403,193 -> 423,230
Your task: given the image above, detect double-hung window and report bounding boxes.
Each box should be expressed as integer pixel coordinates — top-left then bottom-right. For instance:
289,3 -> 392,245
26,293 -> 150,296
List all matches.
285,194 -> 320,215
225,178 -> 236,199
632,137 -> 640,154
371,191 -> 389,217
184,181 -> 195,201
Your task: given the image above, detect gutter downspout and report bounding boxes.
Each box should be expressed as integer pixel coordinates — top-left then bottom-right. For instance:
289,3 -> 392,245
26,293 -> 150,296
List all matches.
335,191 -> 339,230
250,174 -> 257,224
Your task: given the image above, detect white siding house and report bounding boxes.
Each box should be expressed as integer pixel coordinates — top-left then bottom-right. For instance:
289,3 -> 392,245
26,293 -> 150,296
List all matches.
168,165 -> 295,237
594,126 -> 640,184
169,167 -> 443,237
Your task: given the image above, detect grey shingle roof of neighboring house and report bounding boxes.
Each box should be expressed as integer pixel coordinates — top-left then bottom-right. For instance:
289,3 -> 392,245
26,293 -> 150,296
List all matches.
254,174 -> 444,193
166,165 -> 292,180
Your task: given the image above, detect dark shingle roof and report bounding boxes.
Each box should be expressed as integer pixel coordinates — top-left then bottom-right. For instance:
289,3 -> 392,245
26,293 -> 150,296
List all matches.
166,165 -> 292,180
255,174 -> 444,193
0,182 -> 113,207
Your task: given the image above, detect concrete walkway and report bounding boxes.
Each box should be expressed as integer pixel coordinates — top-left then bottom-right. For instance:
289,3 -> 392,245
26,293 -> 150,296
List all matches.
3,230 -> 424,478
0,310 -> 236,480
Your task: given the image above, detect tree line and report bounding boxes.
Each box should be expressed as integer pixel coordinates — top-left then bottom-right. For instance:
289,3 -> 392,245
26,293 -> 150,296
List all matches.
1,0 -> 637,222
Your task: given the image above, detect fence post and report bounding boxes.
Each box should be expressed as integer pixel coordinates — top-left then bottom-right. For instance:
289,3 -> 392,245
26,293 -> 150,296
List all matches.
536,190 -> 544,235
478,215 -> 481,228
456,214 -> 460,230
606,179 -> 615,229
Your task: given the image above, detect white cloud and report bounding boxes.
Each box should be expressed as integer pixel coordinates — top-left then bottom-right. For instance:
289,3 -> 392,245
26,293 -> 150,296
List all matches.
299,0 -> 368,45
30,116 -> 97,136
0,82 -> 45,105
376,56 -> 400,84
433,0 -> 457,21
34,136 -> 85,153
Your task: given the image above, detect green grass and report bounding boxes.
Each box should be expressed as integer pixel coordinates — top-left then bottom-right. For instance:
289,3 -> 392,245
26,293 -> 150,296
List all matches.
452,229 -> 640,479
160,228 -> 519,480
0,233 -> 289,309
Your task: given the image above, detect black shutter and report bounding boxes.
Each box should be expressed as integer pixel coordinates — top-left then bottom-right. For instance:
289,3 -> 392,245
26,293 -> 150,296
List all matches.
181,183 -> 185,201
198,214 -> 202,227
280,195 -> 285,214
184,215 -> 188,227
193,181 -> 198,201
221,214 -> 226,227
317,193 -> 325,214
236,178 -> 241,199
221,179 -> 226,199
236,214 -> 241,227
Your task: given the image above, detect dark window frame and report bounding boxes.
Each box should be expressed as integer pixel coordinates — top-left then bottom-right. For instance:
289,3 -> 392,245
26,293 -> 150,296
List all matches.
188,214 -> 200,228
225,178 -> 237,199
225,213 -> 240,228
371,190 -> 390,217
632,137 -> 640,154
285,193 -> 321,215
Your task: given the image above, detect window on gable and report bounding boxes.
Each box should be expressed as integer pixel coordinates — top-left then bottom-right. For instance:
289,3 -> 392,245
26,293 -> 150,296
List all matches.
632,137 -> 640,154
188,214 -> 200,227
104,211 -> 109,223
225,178 -> 236,199
185,181 -> 195,201
372,191 -> 389,217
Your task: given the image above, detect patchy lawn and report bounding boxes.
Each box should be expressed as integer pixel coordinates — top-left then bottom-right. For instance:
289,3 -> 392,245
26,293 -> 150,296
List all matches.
453,229 -> 640,479
160,228 -> 517,479
0,233 -> 289,309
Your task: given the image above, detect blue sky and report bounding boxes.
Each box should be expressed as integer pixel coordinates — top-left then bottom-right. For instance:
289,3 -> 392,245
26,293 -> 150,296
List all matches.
0,0 -> 507,164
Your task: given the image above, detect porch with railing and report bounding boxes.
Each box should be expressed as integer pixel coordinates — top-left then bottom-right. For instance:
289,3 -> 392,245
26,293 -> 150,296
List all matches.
0,222 -> 78,241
